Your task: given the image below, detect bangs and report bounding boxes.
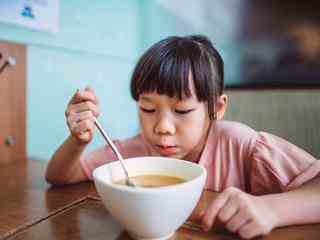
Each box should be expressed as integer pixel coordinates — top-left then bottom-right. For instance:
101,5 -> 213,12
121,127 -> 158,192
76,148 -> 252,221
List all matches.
133,47 -> 192,100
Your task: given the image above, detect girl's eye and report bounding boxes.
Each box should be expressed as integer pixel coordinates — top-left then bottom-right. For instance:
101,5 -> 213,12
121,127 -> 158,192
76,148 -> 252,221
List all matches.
175,109 -> 195,114
140,107 -> 155,113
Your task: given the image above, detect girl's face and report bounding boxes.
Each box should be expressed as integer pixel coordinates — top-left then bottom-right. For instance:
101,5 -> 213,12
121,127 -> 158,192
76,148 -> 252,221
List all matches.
138,86 -> 211,161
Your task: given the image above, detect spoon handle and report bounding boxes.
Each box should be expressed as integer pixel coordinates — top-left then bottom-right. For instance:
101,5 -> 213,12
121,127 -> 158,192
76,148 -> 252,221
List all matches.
93,117 -> 130,179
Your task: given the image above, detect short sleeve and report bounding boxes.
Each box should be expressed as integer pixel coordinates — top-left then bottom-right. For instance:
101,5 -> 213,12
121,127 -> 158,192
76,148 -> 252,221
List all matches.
80,134 -> 149,180
249,132 -> 320,195
80,141 -> 121,180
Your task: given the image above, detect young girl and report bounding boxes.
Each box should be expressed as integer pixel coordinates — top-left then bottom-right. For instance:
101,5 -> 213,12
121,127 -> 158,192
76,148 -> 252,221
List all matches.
46,35 -> 320,239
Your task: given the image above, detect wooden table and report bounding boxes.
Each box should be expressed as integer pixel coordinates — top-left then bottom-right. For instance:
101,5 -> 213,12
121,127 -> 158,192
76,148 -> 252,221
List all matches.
1,160 -> 320,240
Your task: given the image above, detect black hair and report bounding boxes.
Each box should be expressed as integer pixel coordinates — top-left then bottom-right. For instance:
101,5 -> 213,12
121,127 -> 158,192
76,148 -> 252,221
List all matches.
130,35 -> 224,120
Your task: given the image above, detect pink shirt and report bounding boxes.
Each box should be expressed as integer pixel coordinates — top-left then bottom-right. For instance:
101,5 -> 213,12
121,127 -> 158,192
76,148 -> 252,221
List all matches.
81,120 -> 320,195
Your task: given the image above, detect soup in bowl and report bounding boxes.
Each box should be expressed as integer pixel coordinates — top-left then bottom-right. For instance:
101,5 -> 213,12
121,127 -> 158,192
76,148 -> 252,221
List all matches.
93,156 -> 207,240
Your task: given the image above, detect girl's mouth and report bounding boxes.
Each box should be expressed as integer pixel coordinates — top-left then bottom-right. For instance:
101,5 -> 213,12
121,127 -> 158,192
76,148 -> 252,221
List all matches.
156,145 -> 178,155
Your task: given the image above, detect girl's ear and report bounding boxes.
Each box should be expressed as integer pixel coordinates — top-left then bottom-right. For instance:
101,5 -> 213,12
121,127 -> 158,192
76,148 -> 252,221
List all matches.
215,94 -> 228,120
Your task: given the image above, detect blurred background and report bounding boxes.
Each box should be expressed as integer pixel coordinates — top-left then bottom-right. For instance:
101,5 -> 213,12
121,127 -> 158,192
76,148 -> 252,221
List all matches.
0,0 -> 319,162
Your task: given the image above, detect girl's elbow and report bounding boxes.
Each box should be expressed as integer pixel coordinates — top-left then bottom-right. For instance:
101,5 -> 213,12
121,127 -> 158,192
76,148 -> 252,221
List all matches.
45,169 -> 86,186
45,174 -> 60,185
44,169 -> 67,186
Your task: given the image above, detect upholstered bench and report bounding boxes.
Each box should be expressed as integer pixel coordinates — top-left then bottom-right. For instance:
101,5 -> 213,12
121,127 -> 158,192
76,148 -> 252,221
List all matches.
224,89 -> 320,158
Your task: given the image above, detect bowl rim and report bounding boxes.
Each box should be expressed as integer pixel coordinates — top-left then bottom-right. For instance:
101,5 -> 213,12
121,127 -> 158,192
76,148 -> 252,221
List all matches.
93,156 -> 207,194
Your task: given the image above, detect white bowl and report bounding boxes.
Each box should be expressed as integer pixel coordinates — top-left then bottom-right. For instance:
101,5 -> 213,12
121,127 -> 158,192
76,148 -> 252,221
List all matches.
93,156 -> 207,240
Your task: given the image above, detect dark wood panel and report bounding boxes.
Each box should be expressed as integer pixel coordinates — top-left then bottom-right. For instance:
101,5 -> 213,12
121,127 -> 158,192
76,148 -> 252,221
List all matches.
237,0 -> 320,88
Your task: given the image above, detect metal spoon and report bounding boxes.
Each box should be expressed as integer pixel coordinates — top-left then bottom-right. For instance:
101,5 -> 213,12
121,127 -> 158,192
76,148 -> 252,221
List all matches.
93,117 -> 135,187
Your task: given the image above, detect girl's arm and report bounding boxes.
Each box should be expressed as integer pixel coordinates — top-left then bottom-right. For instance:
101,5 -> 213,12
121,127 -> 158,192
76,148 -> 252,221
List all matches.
200,176 -> 320,239
200,131 -> 320,238
263,176 -> 320,226
46,87 -> 99,185
45,135 -> 88,185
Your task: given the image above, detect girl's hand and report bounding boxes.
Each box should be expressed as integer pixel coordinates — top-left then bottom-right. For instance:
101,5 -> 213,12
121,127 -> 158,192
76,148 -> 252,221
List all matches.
201,187 -> 278,239
65,87 -> 100,144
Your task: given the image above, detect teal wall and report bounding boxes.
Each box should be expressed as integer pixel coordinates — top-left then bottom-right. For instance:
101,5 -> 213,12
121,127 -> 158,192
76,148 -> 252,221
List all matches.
140,0 -> 242,86
0,0 -> 242,160
0,0 -> 142,160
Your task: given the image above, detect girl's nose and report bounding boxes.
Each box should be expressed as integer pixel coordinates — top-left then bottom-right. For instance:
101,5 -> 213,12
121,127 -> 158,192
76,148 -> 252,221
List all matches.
154,115 -> 175,135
